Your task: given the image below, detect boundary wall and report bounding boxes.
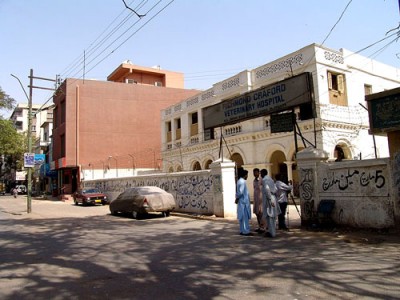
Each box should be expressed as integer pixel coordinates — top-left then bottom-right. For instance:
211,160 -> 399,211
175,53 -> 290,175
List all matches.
82,159 -> 237,218
297,148 -> 400,228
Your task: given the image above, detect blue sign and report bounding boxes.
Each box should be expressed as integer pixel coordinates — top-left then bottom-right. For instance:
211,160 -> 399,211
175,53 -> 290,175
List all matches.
34,154 -> 46,165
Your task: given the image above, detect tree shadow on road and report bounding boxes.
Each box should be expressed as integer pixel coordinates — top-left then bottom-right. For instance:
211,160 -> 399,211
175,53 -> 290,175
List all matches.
0,214 -> 399,300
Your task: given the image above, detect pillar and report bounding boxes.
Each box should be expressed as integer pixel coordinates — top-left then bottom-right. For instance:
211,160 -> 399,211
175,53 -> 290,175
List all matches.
296,147 -> 329,226
284,161 -> 295,182
210,158 -> 236,218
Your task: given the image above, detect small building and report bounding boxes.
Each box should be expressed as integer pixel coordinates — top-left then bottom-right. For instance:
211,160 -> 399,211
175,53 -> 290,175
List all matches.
51,62 -> 199,195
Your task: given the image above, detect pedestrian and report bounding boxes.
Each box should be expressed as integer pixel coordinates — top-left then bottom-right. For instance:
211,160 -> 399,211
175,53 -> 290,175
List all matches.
235,168 -> 252,236
260,169 -> 280,238
252,168 -> 265,233
275,173 -> 293,230
12,187 -> 18,198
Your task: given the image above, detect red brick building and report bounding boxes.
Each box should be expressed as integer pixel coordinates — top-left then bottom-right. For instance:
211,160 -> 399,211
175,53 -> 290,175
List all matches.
51,63 -> 199,195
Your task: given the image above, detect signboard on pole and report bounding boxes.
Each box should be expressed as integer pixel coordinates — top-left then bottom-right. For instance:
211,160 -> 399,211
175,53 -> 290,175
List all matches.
24,153 -> 35,168
270,112 -> 294,133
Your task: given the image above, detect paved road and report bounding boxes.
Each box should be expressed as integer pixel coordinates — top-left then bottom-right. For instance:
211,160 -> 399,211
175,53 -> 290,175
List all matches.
0,195 -> 399,300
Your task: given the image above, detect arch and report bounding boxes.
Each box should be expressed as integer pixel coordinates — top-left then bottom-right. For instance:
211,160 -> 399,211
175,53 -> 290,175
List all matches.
230,153 -> 244,168
204,159 -> 213,170
270,150 -> 286,180
334,140 -> 352,161
176,165 -> 182,172
263,143 -> 287,163
168,166 -> 174,173
192,161 -> 201,171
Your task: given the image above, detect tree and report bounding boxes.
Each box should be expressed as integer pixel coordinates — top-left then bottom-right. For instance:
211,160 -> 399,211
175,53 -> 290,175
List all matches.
0,119 -> 25,179
0,85 -> 16,113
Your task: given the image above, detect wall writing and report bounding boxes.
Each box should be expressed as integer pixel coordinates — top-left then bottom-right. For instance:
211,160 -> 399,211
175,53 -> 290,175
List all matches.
85,172 -> 214,214
320,167 -> 388,195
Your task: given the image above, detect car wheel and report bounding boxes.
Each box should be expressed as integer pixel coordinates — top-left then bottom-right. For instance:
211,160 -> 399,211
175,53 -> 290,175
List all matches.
111,210 -> 117,216
74,199 -> 78,205
162,211 -> 170,217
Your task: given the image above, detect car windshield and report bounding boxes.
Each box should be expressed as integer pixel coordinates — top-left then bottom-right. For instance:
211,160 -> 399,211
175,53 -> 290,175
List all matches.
82,188 -> 101,194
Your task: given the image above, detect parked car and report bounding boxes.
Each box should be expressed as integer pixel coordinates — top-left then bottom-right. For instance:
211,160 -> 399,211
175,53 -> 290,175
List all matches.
110,186 -> 175,219
15,185 -> 27,195
73,188 -> 108,206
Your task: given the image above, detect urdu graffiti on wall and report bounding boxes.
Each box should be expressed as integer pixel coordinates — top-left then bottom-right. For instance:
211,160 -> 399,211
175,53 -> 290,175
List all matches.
321,168 -> 387,194
88,173 -> 214,213
176,175 -> 213,211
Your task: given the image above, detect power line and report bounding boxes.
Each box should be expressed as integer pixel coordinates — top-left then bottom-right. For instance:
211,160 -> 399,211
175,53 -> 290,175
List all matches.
321,0 -> 353,46
61,0 -> 146,79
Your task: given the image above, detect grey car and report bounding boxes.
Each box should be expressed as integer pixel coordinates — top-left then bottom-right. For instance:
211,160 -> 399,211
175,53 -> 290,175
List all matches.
110,186 -> 175,219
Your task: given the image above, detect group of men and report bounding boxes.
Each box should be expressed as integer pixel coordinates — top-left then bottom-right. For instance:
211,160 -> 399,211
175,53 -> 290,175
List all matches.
235,167 -> 293,237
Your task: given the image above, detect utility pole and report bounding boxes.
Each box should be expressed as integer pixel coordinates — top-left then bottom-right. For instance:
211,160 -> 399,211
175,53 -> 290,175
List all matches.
27,70 -> 56,213
26,70 -> 33,213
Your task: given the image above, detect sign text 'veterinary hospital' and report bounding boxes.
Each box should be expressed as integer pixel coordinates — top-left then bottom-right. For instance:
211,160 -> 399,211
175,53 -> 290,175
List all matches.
203,72 -> 313,130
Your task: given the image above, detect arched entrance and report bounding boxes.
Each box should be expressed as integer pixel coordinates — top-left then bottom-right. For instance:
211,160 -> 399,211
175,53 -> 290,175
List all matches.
270,150 -> 287,181
204,159 -> 213,169
192,161 -> 201,171
230,153 -> 244,168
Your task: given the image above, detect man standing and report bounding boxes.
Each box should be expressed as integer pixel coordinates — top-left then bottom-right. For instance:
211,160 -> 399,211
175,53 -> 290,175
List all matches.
275,173 -> 293,230
252,168 -> 264,233
236,169 -> 252,236
260,169 -> 280,238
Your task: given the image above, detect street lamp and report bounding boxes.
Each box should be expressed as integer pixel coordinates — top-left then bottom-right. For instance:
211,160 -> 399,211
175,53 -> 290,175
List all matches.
128,154 -> 136,176
99,160 -> 105,178
11,72 -> 33,213
88,163 -> 94,179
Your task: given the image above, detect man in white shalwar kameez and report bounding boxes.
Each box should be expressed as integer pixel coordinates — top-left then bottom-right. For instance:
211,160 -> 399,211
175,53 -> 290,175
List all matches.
261,169 -> 280,237
236,169 -> 252,236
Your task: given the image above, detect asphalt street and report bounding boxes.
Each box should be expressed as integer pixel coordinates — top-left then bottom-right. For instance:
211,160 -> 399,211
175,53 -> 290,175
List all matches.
0,195 -> 399,300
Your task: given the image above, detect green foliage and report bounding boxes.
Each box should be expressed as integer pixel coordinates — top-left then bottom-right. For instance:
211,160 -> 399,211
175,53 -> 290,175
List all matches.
0,119 -> 25,177
0,85 -> 16,112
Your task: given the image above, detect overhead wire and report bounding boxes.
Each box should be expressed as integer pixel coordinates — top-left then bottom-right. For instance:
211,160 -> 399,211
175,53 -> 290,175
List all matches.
61,0 -> 148,79
56,0 -> 175,94
35,0 -> 175,115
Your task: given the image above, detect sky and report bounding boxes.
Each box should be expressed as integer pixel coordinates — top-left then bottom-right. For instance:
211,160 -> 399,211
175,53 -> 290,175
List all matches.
0,0 -> 399,118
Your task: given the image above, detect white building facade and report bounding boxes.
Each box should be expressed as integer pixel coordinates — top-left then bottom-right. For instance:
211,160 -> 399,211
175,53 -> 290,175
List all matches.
160,44 -> 400,195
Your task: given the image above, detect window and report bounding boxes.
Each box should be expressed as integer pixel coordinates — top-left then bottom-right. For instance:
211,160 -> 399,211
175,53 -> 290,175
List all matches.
126,79 -> 137,84
155,81 -> 162,87
175,118 -> 181,140
364,84 -> 372,96
328,72 -> 345,93
166,121 -> 172,142
175,118 -> 181,129
190,112 -> 198,137
327,71 -> 347,106
191,112 -> 198,124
